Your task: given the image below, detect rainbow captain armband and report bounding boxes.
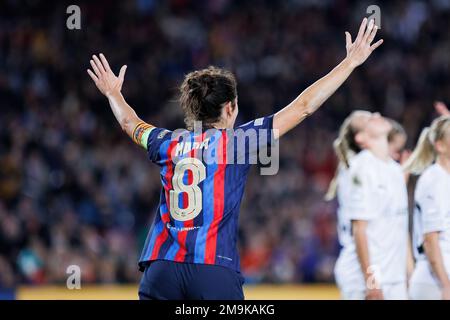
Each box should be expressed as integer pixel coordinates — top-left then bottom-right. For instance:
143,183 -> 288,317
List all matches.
132,121 -> 155,150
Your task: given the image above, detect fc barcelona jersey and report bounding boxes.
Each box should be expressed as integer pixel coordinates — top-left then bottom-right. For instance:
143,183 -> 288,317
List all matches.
138,116 -> 274,272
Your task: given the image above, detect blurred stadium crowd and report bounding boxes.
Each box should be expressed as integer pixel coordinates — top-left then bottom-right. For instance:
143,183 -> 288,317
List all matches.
1,0 -> 450,287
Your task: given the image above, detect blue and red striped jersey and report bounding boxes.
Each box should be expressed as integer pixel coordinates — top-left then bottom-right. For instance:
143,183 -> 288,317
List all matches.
138,115 -> 274,272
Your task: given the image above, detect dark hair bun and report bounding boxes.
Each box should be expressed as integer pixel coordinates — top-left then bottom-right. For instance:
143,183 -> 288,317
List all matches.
180,66 -> 237,130
188,75 -> 213,101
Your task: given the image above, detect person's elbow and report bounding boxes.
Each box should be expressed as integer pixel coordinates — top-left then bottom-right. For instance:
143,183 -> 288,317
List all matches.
273,98 -> 310,138
120,115 -> 138,134
292,96 -> 311,114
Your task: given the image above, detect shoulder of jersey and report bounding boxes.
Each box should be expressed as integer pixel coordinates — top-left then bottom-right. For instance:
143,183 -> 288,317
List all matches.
345,151 -> 373,181
238,117 -> 266,128
417,163 -> 440,185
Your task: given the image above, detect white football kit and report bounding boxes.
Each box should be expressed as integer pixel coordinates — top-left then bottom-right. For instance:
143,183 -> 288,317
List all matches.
409,163 -> 450,300
334,150 -> 409,299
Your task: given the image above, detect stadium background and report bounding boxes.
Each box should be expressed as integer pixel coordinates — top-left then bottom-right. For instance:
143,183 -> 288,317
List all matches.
1,0 -> 449,299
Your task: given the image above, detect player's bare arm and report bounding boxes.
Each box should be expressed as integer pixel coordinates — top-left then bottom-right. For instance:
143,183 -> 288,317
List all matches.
87,53 -> 153,148
435,101 -> 450,116
273,18 -> 383,139
424,232 -> 450,300
352,219 -> 384,300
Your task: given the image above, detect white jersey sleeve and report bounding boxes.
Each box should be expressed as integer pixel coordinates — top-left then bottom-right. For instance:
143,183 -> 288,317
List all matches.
415,167 -> 445,235
346,152 -> 377,221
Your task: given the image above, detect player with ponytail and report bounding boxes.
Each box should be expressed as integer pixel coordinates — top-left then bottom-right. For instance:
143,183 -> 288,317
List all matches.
86,17 -> 383,300
406,116 -> 450,300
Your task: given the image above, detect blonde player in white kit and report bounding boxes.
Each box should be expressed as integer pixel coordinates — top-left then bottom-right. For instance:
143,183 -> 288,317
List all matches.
405,116 -> 450,300
329,111 -> 409,300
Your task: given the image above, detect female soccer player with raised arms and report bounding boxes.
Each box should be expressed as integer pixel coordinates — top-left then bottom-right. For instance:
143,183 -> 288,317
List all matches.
405,116 -> 450,300
87,18 -> 382,300
329,111 -> 410,300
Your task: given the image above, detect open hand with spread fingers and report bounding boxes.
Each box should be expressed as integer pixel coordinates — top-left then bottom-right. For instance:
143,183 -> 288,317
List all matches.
87,53 -> 127,98
345,18 -> 383,69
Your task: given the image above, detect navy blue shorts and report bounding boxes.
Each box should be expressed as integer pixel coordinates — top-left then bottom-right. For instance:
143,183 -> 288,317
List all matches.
138,260 -> 245,300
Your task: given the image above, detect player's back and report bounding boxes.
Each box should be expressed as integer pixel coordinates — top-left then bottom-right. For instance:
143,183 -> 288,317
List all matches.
413,163 -> 450,260
139,116 -> 274,272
